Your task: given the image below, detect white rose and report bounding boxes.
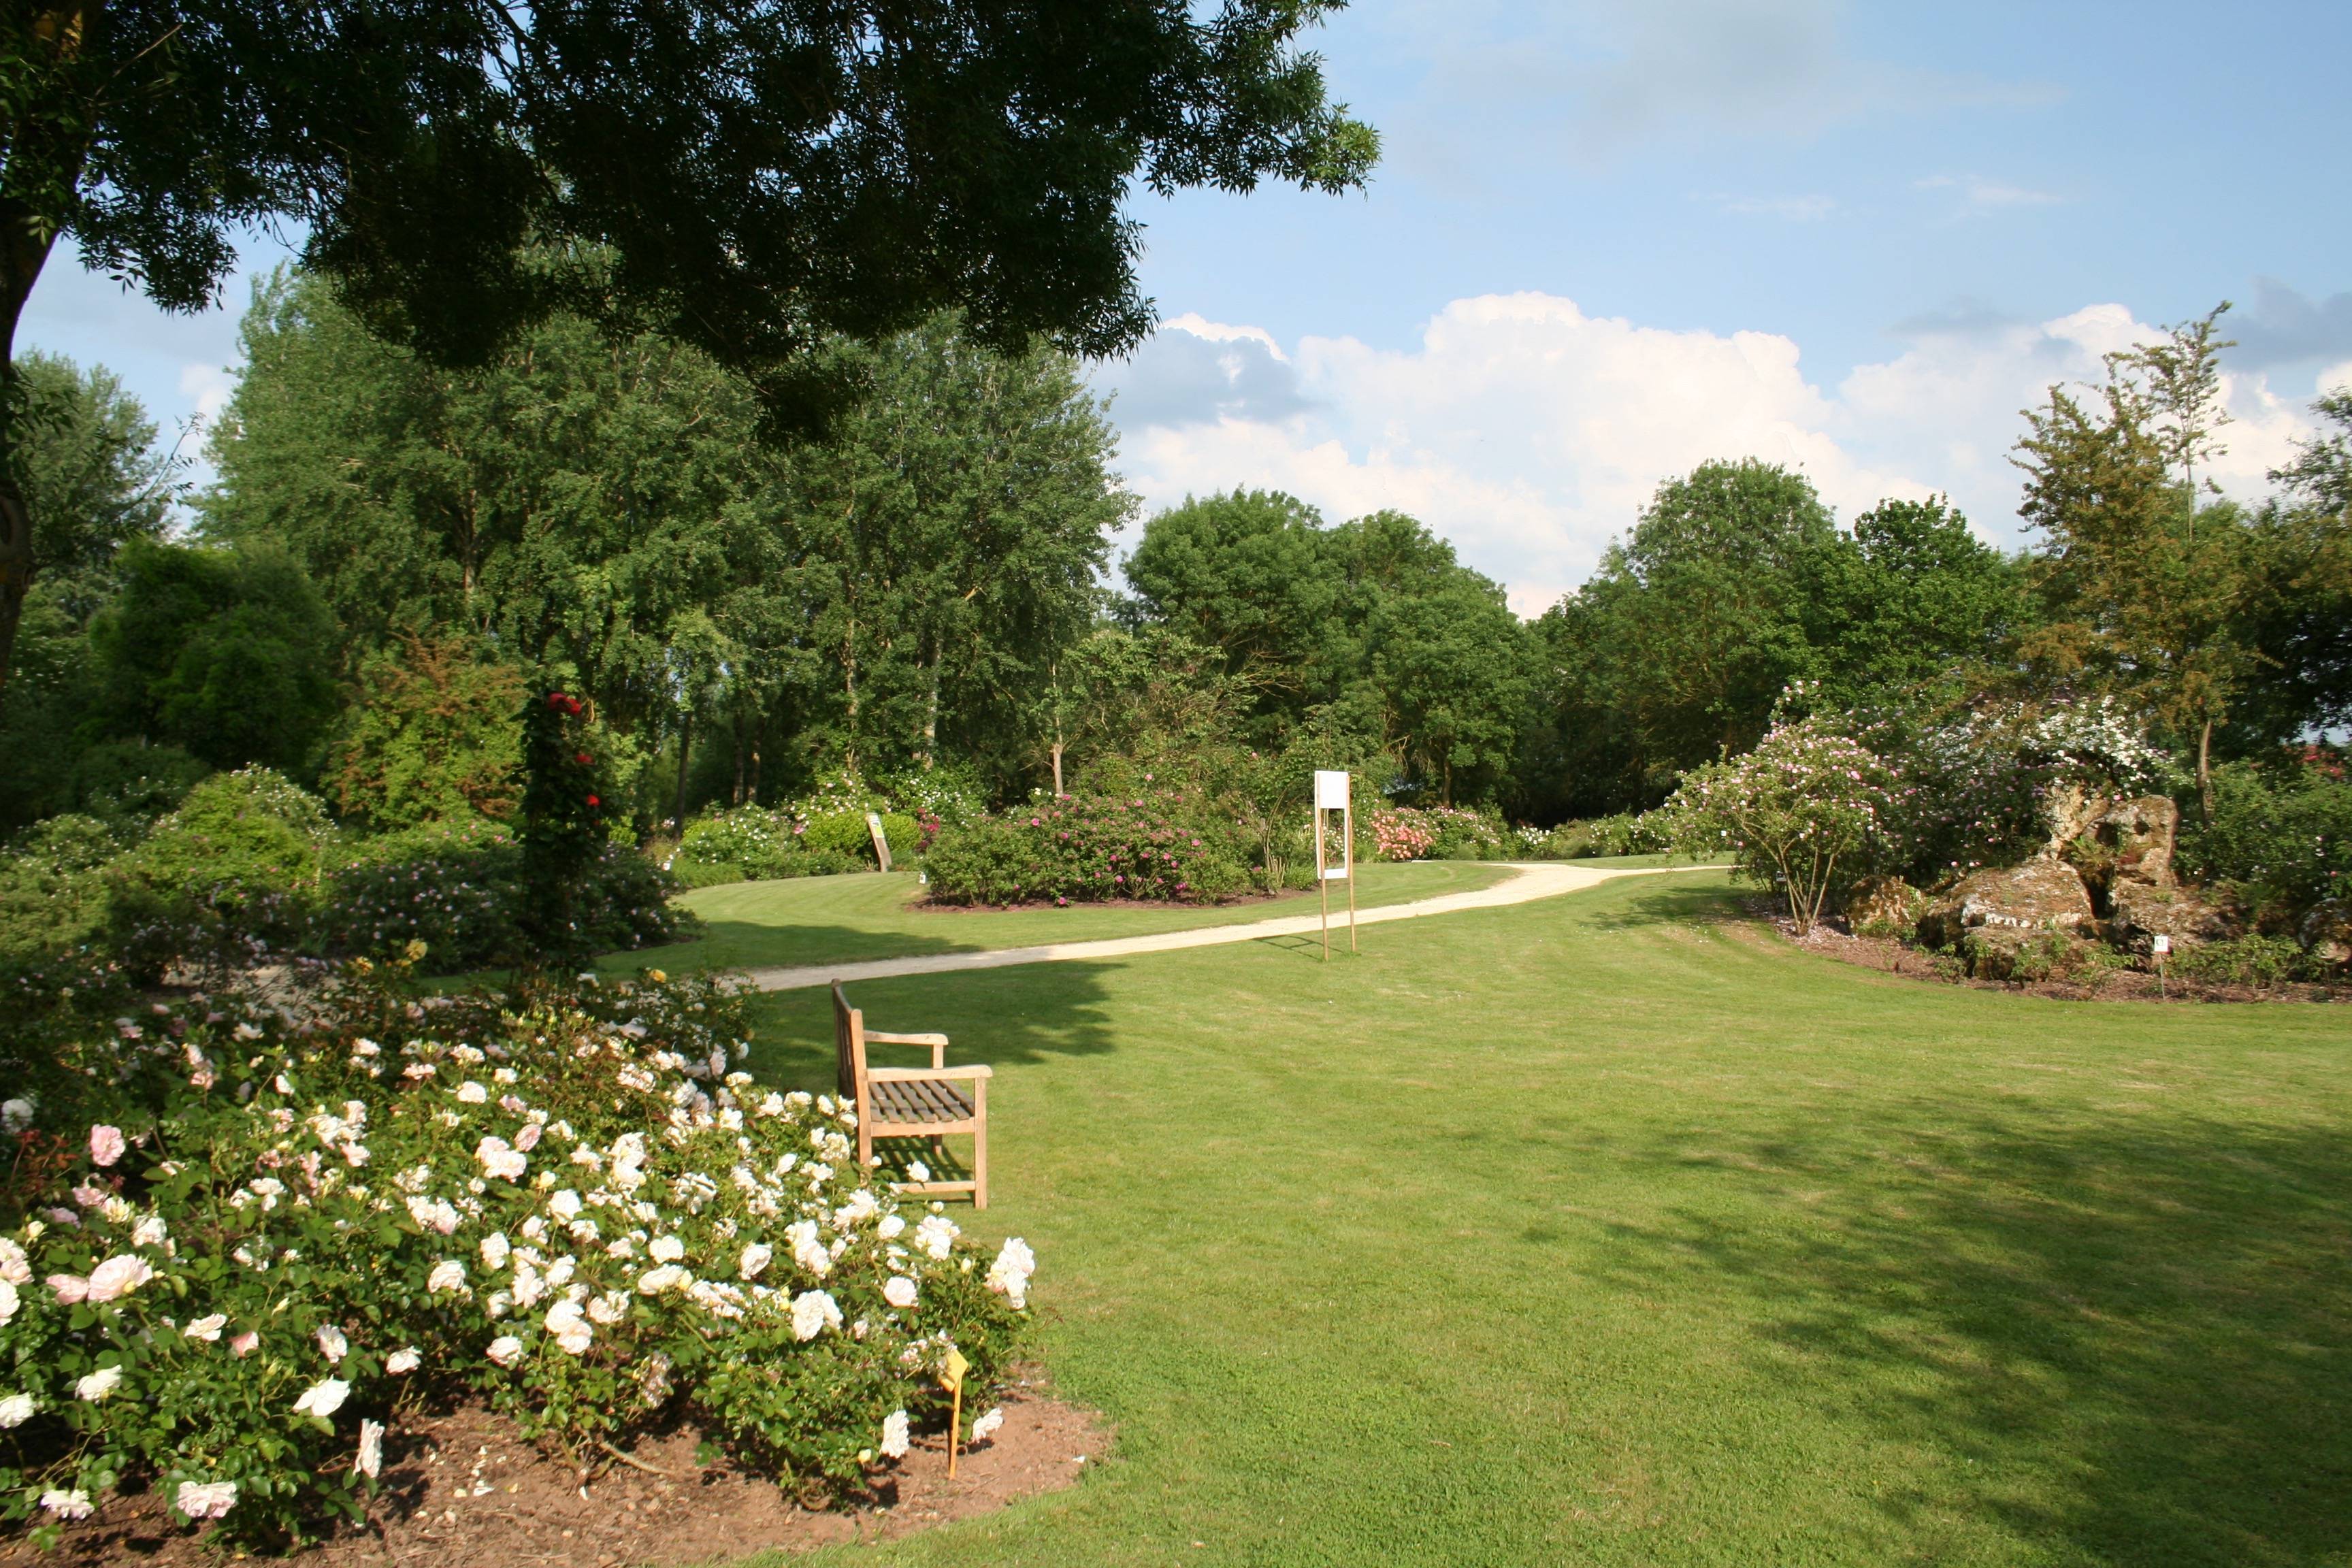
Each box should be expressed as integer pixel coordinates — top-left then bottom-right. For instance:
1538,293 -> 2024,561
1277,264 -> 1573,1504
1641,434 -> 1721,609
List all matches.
387,1347 -> 422,1375
970,1406 -> 1004,1442
182,1313 -> 228,1342
480,1232 -> 511,1269
175,1479 -> 239,1519
427,1260 -> 468,1293
883,1275 -> 918,1309
879,1409 -> 910,1458
292,1377 -> 350,1420
789,1290 -> 842,1341
649,1234 -> 685,1263
485,1335 -> 525,1367
737,1242 -> 772,1280
0,1392 -> 35,1428
76,1366 -> 123,1401
0,1278 -> 16,1328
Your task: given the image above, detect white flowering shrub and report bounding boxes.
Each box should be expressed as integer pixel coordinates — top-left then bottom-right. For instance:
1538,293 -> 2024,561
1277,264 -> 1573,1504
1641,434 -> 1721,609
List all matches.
0,961 -> 1032,1549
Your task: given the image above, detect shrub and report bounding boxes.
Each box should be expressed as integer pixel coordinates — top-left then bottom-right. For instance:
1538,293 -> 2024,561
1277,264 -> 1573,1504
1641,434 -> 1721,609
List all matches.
315,820 -> 524,972
0,963 -> 1034,1550
0,817 -> 118,960
2180,757 -> 2352,921
1507,811 -> 1674,861
2167,934 -> 2320,990
925,792 -> 1248,905
65,742 -> 210,835
1368,808 -> 1439,862
672,807 -> 862,885
103,768 -> 338,980
801,810 -> 916,867
327,636 -> 525,830
1663,713 -> 1893,934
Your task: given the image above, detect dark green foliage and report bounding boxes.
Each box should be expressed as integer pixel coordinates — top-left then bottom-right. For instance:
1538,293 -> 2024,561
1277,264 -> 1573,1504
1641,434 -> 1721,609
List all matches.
1122,493 -> 1532,802
86,538 -> 340,776
0,355 -> 180,830
2180,756 -> 2352,919
1532,464 -> 2021,817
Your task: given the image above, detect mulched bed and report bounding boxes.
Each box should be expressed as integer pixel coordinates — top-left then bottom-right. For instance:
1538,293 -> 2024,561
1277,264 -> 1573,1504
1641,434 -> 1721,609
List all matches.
1744,900 -> 2350,1004
1,1382 -> 1107,1567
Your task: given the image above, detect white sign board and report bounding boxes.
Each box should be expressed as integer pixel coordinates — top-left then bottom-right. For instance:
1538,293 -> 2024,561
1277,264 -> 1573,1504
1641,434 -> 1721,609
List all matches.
1313,770 -> 1350,810
2152,934 -> 2171,955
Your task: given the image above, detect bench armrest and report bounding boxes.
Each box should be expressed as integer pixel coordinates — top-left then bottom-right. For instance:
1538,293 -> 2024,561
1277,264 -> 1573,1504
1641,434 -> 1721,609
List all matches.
866,1064 -> 993,1082
864,1029 -> 949,1068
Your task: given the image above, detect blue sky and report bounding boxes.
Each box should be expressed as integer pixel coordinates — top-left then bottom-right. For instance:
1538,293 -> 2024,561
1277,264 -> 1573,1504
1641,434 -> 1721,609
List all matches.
22,0 -> 2351,610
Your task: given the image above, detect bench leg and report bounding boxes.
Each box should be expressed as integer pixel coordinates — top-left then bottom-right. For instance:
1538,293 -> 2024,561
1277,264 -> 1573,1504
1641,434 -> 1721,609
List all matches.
972,1079 -> 987,1210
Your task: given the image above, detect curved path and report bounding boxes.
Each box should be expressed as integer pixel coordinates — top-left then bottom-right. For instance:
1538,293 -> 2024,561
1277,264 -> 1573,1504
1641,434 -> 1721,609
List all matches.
742,862 -> 1703,993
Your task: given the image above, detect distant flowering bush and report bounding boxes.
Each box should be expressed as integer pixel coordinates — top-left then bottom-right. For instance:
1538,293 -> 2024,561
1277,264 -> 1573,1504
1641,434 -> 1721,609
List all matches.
1663,713 -> 1893,934
924,790 -> 1248,905
0,961 -> 1030,1548
1366,806 -> 1505,862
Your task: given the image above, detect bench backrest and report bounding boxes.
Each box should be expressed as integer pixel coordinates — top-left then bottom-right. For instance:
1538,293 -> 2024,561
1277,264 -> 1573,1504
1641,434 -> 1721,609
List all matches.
830,982 -> 868,1105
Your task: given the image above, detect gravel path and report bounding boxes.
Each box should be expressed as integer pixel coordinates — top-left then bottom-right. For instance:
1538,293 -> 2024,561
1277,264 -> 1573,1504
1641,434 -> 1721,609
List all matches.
742,862 -> 1697,993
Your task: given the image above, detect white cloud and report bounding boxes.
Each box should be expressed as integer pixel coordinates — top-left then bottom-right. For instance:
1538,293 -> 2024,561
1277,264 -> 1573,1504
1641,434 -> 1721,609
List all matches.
1099,294 -> 2330,617
1701,192 -> 1839,220
1916,173 -> 2067,211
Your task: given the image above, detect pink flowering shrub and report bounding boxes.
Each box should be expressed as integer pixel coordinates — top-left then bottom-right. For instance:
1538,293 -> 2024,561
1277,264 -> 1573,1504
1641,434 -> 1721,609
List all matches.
1367,806 -> 1505,862
1662,714 -> 1894,934
0,961 -> 1030,1549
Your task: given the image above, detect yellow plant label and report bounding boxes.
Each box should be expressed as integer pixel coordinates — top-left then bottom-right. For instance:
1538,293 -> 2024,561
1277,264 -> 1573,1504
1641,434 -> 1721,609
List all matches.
941,1347 -> 969,1393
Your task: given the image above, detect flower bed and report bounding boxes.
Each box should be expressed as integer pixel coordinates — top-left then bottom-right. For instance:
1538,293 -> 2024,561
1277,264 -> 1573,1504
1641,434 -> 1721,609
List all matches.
1367,806 -> 1507,862
0,961 -> 1030,1549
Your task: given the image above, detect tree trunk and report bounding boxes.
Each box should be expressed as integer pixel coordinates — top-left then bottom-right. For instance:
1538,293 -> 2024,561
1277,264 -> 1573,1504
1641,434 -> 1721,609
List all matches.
749,743 -> 762,803
920,659 -> 939,771
672,709 -> 691,829
2198,716 -> 2215,824
1051,740 -> 1064,798
732,725 -> 746,806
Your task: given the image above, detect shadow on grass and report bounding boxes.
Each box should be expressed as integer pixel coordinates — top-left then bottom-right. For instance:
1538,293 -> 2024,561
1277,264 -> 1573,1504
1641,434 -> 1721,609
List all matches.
742,957 -> 1124,1095
1586,1110 -> 2352,1566
1573,879 -> 1749,932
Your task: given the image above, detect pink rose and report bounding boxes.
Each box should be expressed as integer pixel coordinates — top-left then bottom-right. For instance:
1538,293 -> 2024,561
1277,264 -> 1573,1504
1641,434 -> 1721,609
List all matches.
231,1331 -> 260,1357
88,1126 -> 126,1168
48,1273 -> 89,1305
84,1254 -> 152,1303
513,1122 -> 542,1153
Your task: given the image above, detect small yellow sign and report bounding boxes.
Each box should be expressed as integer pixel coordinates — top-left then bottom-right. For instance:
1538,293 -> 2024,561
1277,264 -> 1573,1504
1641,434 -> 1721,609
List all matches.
941,1347 -> 969,1394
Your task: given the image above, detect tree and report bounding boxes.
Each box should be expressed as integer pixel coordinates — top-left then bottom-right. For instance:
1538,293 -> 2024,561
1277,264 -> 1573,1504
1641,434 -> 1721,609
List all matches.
1124,488 -> 1346,723
0,0 -> 1377,696
2106,302 -> 2236,523
85,538 -> 341,776
1533,460 -> 1844,813
2231,389 -> 2352,745
2012,308 -> 2253,816
781,315 -> 1128,788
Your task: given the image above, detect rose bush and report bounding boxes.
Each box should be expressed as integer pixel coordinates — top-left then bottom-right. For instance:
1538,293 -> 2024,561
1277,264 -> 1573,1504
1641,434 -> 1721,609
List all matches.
0,961 -> 1031,1549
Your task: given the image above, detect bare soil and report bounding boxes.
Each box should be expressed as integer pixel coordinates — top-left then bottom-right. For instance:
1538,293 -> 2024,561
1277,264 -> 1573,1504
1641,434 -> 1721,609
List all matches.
2,1383 -> 1107,1567
1744,898 -> 2350,1005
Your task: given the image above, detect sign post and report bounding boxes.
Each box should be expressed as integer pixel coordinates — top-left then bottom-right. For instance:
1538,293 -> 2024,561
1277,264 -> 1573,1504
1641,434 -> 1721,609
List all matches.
941,1345 -> 969,1478
1312,770 -> 1356,960
2153,932 -> 2170,999
865,811 -> 893,873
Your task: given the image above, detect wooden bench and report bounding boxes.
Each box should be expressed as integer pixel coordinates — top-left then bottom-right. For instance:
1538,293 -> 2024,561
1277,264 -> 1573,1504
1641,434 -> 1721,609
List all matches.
832,981 -> 992,1209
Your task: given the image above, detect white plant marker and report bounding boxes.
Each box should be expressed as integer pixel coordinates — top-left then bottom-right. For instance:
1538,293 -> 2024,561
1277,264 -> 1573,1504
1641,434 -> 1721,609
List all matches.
1313,770 -> 1356,960
866,811 -> 893,873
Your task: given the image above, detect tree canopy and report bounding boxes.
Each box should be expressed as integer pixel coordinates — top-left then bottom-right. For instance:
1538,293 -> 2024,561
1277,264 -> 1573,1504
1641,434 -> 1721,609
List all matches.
0,0 -> 1377,691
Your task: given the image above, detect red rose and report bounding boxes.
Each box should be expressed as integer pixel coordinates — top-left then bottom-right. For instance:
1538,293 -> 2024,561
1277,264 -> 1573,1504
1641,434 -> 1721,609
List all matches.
576,752 -> 593,766
586,794 -> 601,808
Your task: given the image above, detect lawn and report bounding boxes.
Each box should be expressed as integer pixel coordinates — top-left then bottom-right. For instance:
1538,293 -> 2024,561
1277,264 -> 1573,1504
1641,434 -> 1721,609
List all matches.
735,869 -> 2352,1568
611,859 -> 1516,975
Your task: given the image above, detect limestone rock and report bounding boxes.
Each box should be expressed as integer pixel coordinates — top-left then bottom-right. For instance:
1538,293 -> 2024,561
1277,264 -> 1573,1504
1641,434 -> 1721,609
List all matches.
1918,858 -> 2095,949
1844,875 -> 1923,936
2108,881 -> 2231,948
2093,795 -> 2179,889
